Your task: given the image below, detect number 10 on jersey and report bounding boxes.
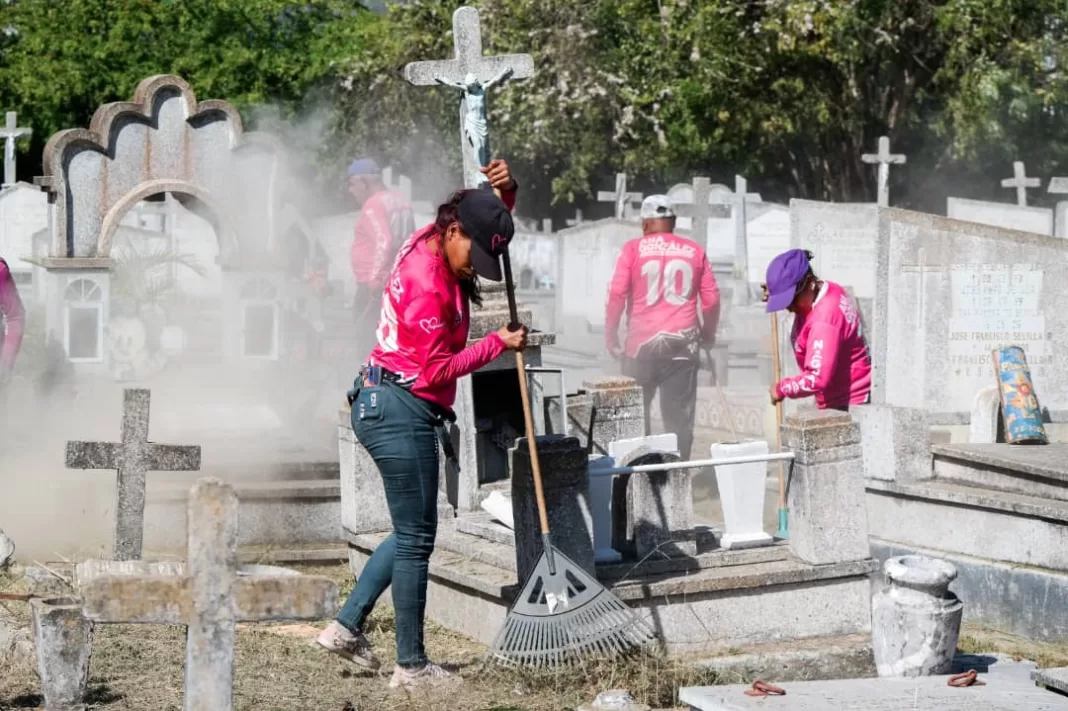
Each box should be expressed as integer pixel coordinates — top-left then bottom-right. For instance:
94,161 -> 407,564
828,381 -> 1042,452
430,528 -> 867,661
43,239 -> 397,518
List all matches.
641,259 -> 694,306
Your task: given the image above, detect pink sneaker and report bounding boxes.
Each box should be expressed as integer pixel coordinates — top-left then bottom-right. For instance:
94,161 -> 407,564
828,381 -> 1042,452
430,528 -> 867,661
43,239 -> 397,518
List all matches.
316,621 -> 380,670
388,661 -> 459,689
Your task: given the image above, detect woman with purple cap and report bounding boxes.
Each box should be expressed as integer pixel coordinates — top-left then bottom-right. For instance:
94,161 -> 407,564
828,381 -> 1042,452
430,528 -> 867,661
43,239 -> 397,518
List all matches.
317,159 -> 528,689
763,249 -> 871,410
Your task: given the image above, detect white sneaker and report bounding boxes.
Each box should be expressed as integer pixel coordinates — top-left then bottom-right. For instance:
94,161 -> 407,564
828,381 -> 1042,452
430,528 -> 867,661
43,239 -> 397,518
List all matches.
316,621 -> 380,670
388,661 -> 459,689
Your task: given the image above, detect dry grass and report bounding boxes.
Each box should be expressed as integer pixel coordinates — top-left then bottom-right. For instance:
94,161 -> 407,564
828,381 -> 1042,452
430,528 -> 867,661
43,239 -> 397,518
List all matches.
956,623 -> 1068,670
0,563 -> 709,711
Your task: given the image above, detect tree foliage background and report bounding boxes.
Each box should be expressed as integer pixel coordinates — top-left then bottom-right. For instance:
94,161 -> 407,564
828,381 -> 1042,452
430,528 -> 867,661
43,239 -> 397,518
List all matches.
3,0 -> 1068,221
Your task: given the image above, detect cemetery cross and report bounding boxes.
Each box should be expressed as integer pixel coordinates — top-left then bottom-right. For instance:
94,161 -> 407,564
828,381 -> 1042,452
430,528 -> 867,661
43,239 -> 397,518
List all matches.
673,176 -> 731,254
1049,177 -> 1068,238
565,208 -> 584,228
403,7 -> 533,189
1,111 -> 32,187
1001,161 -> 1040,206
80,478 -> 339,711
65,389 -> 201,560
898,246 -> 948,328
724,174 -> 761,306
861,136 -> 906,208
597,173 -> 644,220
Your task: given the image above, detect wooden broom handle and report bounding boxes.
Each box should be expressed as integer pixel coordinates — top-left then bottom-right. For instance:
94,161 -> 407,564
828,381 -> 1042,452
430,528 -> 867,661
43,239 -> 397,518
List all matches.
770,313 -> 786,510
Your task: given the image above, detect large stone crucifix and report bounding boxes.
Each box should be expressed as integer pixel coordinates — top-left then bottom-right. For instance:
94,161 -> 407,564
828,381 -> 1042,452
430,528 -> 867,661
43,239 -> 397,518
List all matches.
1002,160 -> 1040,206
66,389 -> 201,560
861,135 -> 906,207
597,173 -> 644,219
80,478 -> 339,711
403,7 -> 533,189
1,111 -> 32,187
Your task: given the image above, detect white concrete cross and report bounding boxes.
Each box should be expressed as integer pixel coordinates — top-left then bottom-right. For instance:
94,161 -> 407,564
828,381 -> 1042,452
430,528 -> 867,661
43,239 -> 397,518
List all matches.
861,136 -> 906,208
565,209 -> 584,227
1048,177 -> 1068,238
65,389 -> 201,561
597,173 -> 644,220
1,111 -> 32,187
673,176 -> 731,249
899,247 -> 948,326
403,7 -> 533,188
1001,161 -> 1041,206
723,175 -> 761,305
80,478 -> 339,711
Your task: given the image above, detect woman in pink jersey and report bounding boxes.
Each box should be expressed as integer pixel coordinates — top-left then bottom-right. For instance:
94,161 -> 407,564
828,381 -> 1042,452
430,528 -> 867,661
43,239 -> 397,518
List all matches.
317,160 -> 527,688
764,249 -> 872,410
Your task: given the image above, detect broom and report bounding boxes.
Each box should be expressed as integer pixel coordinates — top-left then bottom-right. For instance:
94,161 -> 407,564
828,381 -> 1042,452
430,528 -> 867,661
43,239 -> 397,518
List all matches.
487,246 -> 656,667
770,312 -> 789,539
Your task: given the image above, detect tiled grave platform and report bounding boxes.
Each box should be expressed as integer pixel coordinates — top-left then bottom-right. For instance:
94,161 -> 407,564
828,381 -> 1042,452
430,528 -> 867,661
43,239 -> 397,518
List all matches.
681,657 -> 1066,710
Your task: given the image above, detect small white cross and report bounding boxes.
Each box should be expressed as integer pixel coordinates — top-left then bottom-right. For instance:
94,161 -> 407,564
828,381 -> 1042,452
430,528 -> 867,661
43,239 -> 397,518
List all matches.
565,209 -> 584,228
899,247 -> 948,325
1,111 -> 32,187
1001,161 -> 1040,206
673,176 -> 731,247
597,173 -> 643,219
861,136 -> 906,207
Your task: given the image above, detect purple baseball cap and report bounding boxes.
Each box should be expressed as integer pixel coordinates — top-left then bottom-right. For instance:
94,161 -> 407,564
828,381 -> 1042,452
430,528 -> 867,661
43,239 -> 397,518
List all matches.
764,249 -> 812,313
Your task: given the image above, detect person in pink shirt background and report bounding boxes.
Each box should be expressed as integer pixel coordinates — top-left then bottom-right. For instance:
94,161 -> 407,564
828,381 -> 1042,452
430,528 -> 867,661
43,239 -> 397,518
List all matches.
764,248 -> 872,410
347,157 -> 416,357
605,195 -> 720,460
317,159 -> 527,689
0,258 -> 25,388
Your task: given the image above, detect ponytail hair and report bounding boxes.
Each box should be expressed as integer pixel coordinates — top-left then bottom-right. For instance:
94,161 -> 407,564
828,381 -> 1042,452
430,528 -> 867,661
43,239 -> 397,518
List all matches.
428,190 -> 483,308
803,250 -> 818,283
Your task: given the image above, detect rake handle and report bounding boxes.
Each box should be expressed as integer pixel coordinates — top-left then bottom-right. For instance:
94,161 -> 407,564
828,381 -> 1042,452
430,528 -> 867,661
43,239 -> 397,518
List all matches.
501,248 -> 551,536
770,313 -> 786,511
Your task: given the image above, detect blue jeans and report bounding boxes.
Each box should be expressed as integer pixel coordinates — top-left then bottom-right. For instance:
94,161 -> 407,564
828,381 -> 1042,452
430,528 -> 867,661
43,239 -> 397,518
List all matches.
336,381 -> 443,667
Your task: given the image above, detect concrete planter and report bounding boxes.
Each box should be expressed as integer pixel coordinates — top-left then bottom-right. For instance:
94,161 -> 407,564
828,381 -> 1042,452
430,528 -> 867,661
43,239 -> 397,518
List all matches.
712,440 -> 774,550
872,555 -> 963,677
31,596 -> 94,711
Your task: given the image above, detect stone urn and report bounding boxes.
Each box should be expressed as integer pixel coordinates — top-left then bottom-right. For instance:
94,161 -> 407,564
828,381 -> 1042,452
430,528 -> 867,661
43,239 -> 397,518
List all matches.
871,555 -> 963,677
31,597 -> 94,711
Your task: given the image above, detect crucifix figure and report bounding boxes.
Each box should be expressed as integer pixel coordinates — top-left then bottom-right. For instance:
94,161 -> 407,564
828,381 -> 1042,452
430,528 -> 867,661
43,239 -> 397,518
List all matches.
1002,161 -> 1040,206
80,478 -> 339,711
861,136 -> 906,208
673,176 -> 731,251
597,173 -> 644,220
66,389 -> 201,560
1,111 -> 32,187
724,174 -> 761,305
404,7 -> 533,189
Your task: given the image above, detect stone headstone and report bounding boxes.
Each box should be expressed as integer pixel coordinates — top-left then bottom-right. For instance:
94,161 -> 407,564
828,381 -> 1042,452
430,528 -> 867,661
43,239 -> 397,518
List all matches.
80,478 -> 339,711
555,218 -> 636,335
746,203 -> 791,286
851,405 -> 932,483
873,209 -> 1068,418
0,182 -> 48,274
31,596 -> 94,711
65,389 -> 201,560
946,197 -> 1053,236
1001,160 -> 1040,206
790,199 -> 880,304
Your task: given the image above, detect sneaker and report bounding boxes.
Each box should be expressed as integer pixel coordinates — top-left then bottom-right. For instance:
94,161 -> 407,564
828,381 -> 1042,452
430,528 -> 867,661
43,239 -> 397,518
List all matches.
388,661 -> 459,689
316,621 -> 380,670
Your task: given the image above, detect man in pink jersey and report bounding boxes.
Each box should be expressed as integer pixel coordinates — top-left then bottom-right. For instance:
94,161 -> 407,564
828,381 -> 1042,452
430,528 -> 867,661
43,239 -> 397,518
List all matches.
764,249 -> 872,410
348,157 -> 415,355
605,195 -> 720,459
0,258 -> 25,388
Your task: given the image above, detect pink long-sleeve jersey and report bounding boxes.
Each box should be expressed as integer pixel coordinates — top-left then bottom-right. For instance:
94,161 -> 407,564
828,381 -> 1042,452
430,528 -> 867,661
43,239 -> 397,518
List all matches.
605,233 -> 720,359
366,189 -> 517,411
0,258 -> 25,371
775,280 -> 872,409
350,189 -> 415,289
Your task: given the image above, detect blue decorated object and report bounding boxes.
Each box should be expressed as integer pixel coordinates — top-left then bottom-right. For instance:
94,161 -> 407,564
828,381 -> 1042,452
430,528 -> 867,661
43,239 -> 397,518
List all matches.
993,346 -> 1048,445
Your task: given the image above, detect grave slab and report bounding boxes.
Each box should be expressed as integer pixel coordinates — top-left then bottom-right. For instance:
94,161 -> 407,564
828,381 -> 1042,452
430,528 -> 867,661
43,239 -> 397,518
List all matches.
947,196 -> 1053,236
1033,667 -> 1068,695
682,658 -> 1062,710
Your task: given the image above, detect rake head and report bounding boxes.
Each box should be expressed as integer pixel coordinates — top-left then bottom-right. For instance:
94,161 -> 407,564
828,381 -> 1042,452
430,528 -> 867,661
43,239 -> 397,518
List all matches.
488,544 -> 656,667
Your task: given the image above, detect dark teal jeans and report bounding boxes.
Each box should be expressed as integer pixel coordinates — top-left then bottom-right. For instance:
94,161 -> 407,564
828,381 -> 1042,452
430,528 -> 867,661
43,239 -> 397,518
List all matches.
336,381 -> 443,668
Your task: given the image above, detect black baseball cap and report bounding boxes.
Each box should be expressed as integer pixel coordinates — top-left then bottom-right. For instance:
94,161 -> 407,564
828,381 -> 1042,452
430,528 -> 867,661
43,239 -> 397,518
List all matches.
457,189 -> 515,282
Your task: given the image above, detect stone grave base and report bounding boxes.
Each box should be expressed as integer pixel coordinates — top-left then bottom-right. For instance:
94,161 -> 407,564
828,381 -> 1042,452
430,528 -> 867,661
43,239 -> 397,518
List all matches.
680,656 -> 1062,710
867,443 -> 1068,643
344,515 -> 877,656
